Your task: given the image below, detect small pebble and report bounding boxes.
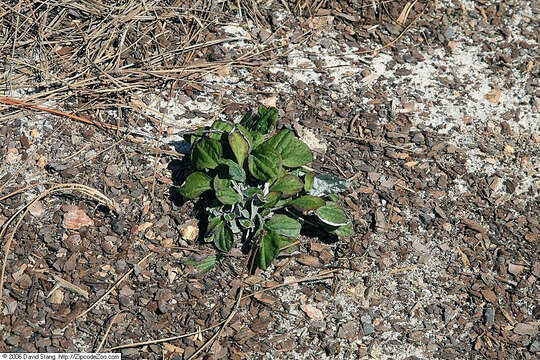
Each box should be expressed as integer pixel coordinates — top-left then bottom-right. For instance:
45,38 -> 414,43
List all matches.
484,306 -> 495,326
112,219 -> 125,236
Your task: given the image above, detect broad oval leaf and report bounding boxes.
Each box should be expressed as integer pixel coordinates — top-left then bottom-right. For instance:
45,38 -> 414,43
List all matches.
243,106 -> 277,134
209,120 -> 233,141
269,175 -> 303,196
331,222 -> 354,238
238,218 -> 253,228
244,187 -> 263,198
281,138 -> 312,167
309,174 -> 350,196
179,172 -> 212,199
191,137 -> 223,170
256,230 -> 296,270
256,231 -> 281,270
218,159 -> 246,182
248,149 -> 282,181
214,222 -> 233,252
214,177 -> 242,205
259,129 -> 293,155
205,216 -> 223,237
316,204 -> 349,226
289,195 -> 325,212
236,124 -> 253,148
263,191 -> 281,209
264,214 -> 301,238
251,131 -> 265,148
228,131 -> 250,167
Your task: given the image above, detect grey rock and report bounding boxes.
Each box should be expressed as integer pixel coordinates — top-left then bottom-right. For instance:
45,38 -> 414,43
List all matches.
325,342 -> 341,356
443,307 -> 456,322
362,322 -> 375,336
120,348 -> 139,357
361,316 -> 374,336
444,27 -> 456,39
112,219 -> 125,235
118,295 -> 132,307
484,306 -> 495,326
6,335 -> 20,346
412,133 -> 425,145
337,321 -> 357,340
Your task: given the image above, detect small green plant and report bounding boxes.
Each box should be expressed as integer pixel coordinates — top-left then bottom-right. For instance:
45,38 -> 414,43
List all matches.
179,106 -> 352,270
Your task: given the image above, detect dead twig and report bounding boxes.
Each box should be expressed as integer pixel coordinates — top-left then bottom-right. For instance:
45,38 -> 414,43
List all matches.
104,319 -> 225,351
96,311 -> 128,352
49,274 -> 90,299
77,253 -> 152,320
0,96 -> 118,131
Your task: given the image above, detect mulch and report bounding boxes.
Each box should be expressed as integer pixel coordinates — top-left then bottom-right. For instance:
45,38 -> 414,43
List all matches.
1,0 -> 538,359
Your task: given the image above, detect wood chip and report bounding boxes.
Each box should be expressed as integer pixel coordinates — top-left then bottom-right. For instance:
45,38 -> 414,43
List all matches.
296,255 -> 321,267
253,293 -> 278,306
481,289 -> 497,303
484,87 -> 502,103
461,218 -> 485,233
513,323 -> 538,336
62,207 -> 94,230
508,263 -> 525,276
457,247 -> 470,267
300,304 -> 324,320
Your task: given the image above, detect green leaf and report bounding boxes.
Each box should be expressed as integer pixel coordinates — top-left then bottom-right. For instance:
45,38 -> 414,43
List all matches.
264,214 -> 301,238
236,124 -> 253,148
191,137 -> 223,170
179,172 -> 212,199
241,109 -> 252,123
259,129 -> 293,155
263,191 -> 281,208
251,131 -> 265,148
217,159 -> 246,182
241,106 -> 277,135
304,171 -> 314,192
281,138 -> 312,167
253,214 -> 264,240
256,231 -> 281,270
205,217 -> 223,237
238,218 -> 253,228
256,230 -> 296,270
331,223 -> 354,238
214,222 -> 233,252
316,204 -> 349,226
269,175 -> 303,196
273,199 -> 289,209
248,149 -> 282,181
289,195 -> 325,212
310,174 -> 350,196
214,177 -> 242,205
210,120 -> 233,140
326,193 -> 339,202
228,131 -> 250,167
183,255 -> 217,273
257,106 -> 277,134
244,187 -> 263,198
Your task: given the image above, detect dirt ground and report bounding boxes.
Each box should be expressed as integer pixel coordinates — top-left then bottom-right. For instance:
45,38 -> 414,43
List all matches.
0,0 -> 538,359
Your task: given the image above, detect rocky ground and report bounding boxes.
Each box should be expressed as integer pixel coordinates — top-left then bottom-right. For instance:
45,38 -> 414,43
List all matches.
0,0 -> 538,359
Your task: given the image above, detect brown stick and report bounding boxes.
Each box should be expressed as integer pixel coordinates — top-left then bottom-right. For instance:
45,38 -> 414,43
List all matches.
0,96 -> 117,131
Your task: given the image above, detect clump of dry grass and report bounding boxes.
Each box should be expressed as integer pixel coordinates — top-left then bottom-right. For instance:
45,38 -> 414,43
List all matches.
1,0 -> 423,133
0,1 -> 254,127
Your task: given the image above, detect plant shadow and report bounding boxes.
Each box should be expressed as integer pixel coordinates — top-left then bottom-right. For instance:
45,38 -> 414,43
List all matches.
299,217 -> 340,245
